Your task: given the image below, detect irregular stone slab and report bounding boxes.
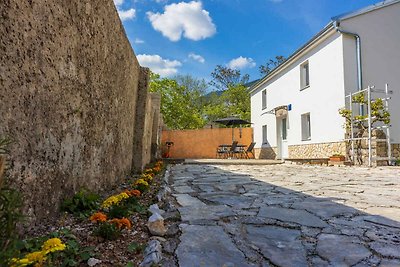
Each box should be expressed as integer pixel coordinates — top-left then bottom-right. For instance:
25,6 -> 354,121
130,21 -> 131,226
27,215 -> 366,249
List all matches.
258,206 -> 328,228
200,194 -> 254,209
197,185 -> 216,193
262,195 -> 303,206
173,185 -> 195,194
215,183 -> 238,192
245,225 -> 308,267
380,259 -> 400,267
173,194 -> 206,207
178,205 -> 234,222
369,241 -> 400,258
361,215 -> 400,229
292,199 -> 359,219
316,234 -> 371,266
176,225 -> 254,267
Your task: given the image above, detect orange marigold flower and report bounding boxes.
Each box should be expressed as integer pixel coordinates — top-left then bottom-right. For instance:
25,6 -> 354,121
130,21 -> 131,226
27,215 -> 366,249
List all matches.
89,212 -> 107,223
119,217 -> 132,229
124,189 -> 141,197
153,166 -> 161,173
130,189 -> 141,197
109,218 -> 132,229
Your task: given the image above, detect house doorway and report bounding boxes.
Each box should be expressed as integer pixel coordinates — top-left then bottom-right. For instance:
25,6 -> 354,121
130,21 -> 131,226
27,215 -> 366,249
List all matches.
277,116 -> 288,159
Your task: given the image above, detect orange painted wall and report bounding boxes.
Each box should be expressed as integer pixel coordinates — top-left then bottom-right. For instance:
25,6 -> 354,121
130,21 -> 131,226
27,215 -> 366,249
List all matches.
161,128 -> 253,159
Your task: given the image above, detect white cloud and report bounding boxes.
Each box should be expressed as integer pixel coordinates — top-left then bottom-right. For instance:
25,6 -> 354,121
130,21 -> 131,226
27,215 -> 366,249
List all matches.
134,38 -> 145,44
147,1 -> 216,41
188,53 -> 205,63
227,56 -> 256,70
137,54 -> 182,76
114,0 -> 124,6
118,8 -> 136,21
113,0 -> 136,21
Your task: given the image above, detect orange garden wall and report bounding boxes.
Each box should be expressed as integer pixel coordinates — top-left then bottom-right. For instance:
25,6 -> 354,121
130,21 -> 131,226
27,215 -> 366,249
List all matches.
161,128 -> 253,159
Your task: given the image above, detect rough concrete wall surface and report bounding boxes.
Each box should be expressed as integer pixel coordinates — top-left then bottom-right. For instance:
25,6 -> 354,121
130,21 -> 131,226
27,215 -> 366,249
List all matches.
150,93 -> 161,162
132,67 -> 150,172
0,1 -> 141,222
161,128 -> 253,159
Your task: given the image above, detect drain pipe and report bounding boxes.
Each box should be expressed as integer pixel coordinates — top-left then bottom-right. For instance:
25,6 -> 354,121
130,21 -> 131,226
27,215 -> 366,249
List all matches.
334,21 -> 362,92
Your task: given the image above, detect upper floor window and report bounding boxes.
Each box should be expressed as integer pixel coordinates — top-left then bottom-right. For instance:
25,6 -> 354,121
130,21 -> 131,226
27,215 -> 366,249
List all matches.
300,61 -> 310,89
262,90 -> 267,110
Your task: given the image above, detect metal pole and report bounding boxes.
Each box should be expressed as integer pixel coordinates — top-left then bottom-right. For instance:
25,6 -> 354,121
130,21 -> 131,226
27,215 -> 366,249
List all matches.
385,83 -> 392,164
349,92 -> 354,163
367,86 -> 372,167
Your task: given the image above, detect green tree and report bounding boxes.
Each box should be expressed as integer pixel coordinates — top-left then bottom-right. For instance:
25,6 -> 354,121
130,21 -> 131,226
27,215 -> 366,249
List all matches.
149,73 -> 207,130
209,65 -> 250,90
259,55 -> 286,76
204,84 -> 250,123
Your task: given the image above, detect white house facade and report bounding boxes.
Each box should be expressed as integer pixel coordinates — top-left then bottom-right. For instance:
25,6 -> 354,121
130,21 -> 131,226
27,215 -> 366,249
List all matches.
250,0 -> 400,161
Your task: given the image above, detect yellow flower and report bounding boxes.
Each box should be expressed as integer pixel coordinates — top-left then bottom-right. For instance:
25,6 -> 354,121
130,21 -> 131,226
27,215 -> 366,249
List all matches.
41,238 -> 66,254
11,257 -> 30,267
12,251 -> 47,267
101,192 -> 130,209
134,179 -> 149,187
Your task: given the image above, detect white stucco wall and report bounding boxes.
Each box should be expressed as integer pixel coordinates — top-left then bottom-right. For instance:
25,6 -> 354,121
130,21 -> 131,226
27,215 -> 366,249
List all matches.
341,2 -> 400,143
251,32 -> 347,150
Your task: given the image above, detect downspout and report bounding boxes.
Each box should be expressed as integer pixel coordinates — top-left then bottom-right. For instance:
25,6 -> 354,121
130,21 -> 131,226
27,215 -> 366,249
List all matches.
333,20 -> 363,93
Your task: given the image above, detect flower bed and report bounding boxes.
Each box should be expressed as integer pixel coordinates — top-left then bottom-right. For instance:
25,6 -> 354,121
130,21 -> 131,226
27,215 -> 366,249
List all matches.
8,160 -> 166,267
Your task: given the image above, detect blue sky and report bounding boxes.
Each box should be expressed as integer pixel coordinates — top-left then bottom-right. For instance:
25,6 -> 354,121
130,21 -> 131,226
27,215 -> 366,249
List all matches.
114,0 -> 379,84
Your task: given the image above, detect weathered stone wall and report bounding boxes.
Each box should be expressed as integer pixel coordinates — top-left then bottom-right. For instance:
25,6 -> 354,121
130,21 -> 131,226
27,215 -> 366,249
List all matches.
254,147 -> 278,159
0,1 -> 154,222
289,142 -> 347,159
150,94 -> 162,162
131,70 -> 162,171
392,144 -> 400,158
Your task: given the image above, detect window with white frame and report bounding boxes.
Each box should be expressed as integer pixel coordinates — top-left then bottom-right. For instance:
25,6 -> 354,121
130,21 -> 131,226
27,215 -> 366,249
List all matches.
300,61 -> 310,89
262,90 -> 267,110
262,125 -> 268,144
301,113 -> 311,140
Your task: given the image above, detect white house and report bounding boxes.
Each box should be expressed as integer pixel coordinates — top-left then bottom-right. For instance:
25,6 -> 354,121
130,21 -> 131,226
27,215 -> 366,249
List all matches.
250,0 -> 400,161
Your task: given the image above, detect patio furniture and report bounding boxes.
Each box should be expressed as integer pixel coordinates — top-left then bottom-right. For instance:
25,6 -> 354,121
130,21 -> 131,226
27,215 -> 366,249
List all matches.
229,141 -> 239,158
242,142 -> 256,159
216,144 -> 231,159
213,116 -> 252,142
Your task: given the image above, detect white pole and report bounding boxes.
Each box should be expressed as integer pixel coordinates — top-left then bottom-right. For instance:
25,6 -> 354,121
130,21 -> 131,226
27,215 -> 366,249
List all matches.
385,84 -> 392,164
367,86 -> 372,167
349,92 -> 354,163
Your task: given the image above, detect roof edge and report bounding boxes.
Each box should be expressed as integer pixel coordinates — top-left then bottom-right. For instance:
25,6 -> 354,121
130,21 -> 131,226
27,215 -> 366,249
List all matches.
332,0 -> 400,21
250,22 -> 335,93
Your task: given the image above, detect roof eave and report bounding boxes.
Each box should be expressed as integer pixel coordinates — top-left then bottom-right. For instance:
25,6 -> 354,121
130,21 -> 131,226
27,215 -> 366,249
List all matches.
332,0 -> 400,22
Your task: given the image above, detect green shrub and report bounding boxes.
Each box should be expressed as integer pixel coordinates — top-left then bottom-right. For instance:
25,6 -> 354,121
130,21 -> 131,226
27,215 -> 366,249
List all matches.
93,222 -> 121,240
107,197 -> 142,219
61,189 -> 100,218
0,187 -> 24,266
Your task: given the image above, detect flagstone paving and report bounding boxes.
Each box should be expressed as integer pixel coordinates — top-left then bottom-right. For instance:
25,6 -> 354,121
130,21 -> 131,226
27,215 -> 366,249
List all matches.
168,163 -> 400,267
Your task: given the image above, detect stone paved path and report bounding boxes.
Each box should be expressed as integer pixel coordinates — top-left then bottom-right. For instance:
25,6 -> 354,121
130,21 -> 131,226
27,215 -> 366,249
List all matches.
168,163 -> 400,267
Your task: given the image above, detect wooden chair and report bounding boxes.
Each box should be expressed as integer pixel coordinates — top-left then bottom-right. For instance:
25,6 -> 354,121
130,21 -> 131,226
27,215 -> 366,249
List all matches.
242,142 -> 256,159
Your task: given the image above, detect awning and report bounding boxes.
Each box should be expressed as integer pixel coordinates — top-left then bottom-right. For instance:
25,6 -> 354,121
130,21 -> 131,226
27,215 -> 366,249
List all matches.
261,105 -> 289,117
